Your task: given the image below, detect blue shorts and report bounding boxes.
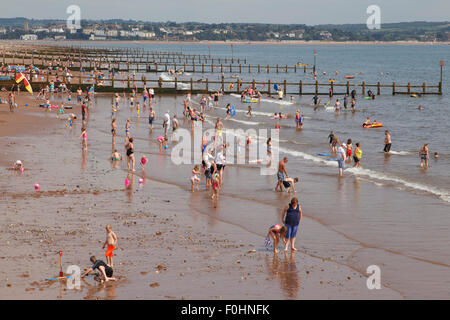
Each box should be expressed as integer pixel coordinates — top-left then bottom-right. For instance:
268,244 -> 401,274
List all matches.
337,159 -> 345,169
285,225 -> 298,239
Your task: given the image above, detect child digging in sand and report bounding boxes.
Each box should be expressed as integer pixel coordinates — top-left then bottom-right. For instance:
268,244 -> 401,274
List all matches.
265,224 -> 287,253
102,224 -> 118,267
81,255 -> 116,282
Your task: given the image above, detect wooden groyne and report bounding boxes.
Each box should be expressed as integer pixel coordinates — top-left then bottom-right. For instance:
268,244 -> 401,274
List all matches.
1,45 -> 248,65
3,74 -> 440,96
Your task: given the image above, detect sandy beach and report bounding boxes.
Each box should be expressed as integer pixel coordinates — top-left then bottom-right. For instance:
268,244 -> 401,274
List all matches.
0,93 -> 405,300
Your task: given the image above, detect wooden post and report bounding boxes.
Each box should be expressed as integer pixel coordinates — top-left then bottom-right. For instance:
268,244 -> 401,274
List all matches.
392,82 -> 396,95
175,77 -> 178,90
346,81 -> 350,95
331,82 -> 334,96
205,78 -> 209,93
362,81 -> 365,96
377,82 -> 381,95
283,80 -> 287,95
407,82 -> 411,95
258,64 -> 260,73
252,79 -> 255,90
294,65 -> 297,73
285,65 -> 288,73
315,80 -> 319,95
236,79 -> 239,93
299,80 -> 302,95
439,81 -> 442,95
202,64 -> 204,73
423,82 -> 426,94
230,64 -> 232,73
268,80 -> 271,95
193,62 -> 195,73
220,64 -> 223,73
267,65 -> 269,73
221,77 -> 224,91
276,65 -> 279,73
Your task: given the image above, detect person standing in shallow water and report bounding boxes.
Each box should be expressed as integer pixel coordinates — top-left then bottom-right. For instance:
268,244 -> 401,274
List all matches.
282,197 -> 302,252
419,143 -> 429,169
384,130 -> 392,153
125,137 -> 135,172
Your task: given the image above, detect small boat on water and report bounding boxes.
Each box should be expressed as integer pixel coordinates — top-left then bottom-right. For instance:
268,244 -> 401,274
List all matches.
345,75 -> 355,79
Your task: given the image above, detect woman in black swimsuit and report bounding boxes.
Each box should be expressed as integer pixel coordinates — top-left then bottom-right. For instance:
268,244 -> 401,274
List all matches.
125,137 -> 135,171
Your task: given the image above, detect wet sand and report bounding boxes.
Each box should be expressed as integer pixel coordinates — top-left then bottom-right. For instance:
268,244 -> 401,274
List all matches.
0,93 -> 402,299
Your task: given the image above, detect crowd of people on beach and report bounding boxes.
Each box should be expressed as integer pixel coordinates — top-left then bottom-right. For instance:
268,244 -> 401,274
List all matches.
1,56 -> 439,278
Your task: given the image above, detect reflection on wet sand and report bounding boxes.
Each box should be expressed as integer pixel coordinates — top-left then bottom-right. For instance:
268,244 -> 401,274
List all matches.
126,172 -> 135,202
82,278 -> 118,300
82,147 -> 87,171
265,251 -> 300,299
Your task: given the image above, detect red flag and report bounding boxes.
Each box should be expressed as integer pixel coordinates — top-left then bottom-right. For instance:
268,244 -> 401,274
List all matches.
15,72 -> 25,83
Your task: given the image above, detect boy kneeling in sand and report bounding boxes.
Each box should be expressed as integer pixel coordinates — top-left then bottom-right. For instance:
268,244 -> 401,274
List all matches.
81,256 -> 116,282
